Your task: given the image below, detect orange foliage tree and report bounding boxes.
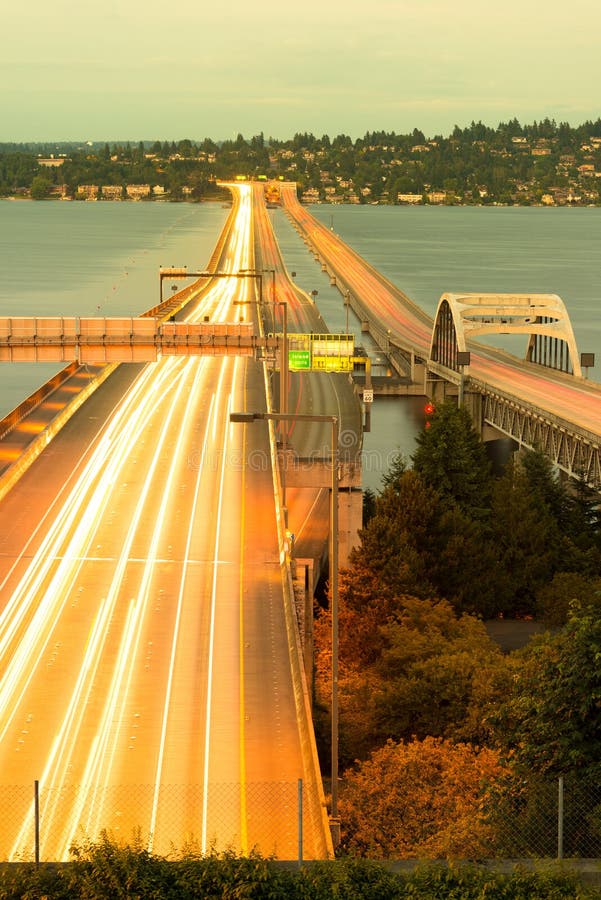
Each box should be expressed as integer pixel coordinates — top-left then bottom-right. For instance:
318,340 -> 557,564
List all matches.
313,591 -> 510,765
339,736 -> 507,859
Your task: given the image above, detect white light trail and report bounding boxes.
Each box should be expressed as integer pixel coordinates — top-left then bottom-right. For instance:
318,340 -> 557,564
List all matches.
0,180 -> 259,860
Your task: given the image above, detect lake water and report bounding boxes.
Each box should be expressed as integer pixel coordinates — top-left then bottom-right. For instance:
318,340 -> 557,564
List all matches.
2,200 -> 600,491
0,200 -> 228,417
271,204 -> 601,489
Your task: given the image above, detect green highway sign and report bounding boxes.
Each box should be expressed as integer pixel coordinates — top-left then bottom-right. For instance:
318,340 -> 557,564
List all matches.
289,349 -> 311,370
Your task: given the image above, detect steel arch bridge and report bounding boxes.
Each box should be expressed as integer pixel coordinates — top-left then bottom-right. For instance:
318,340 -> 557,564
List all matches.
429,292 -> 582,377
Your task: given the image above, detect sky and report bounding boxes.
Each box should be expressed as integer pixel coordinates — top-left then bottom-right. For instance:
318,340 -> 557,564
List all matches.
3,0 -> 601,143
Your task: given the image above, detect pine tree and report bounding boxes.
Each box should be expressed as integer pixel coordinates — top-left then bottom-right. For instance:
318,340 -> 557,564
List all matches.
412,399 -> 493,519
489,460 -> 559,615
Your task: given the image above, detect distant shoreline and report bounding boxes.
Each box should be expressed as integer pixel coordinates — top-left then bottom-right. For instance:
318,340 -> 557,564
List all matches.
3,196 -> 601,209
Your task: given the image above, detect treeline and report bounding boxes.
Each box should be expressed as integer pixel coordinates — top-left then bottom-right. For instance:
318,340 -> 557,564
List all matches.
0,140 -> 223,201
313,401 -> 601,857
3,118 -> 601,204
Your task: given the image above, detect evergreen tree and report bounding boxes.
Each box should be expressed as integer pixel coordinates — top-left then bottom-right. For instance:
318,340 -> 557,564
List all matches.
412,399 -> 493,518
351,470 -> 441,601
489,460 -> 559,615
521,447 -> 569,525
362,487 -> 376,526
379,451 -> 407,493
522,448 -> 601,577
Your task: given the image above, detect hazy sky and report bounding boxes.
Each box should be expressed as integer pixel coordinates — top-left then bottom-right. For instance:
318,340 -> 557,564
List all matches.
4,0 -> 600,142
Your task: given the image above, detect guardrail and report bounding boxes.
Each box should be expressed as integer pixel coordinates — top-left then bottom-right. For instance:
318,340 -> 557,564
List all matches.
0,360 -> 80,441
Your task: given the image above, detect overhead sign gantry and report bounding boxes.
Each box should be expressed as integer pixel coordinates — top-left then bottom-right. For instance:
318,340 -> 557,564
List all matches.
287,333 -> 355,372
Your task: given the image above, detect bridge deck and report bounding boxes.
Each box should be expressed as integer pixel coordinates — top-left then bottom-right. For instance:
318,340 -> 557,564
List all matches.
0,183 -> 334,861
280,182 -> 601,486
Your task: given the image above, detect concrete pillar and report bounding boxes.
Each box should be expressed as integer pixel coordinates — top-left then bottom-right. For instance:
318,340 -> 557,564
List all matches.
337,486 -> 362,567
293,558 -> 315,697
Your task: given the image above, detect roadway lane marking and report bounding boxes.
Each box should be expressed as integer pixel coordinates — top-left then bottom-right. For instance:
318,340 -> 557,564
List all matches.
149,382 -> 217,847
201,370 -> 232,854
47,556 -> 236,565
238,358 -> 248,855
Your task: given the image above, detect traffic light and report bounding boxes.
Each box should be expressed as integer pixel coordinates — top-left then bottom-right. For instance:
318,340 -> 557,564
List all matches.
424,400 -> 435,429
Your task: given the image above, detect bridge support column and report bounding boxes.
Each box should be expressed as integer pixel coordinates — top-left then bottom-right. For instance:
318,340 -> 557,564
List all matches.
412,359 -> 427,391
293,558 -> 316,698
463,389 -> 483,434
337,486 -> 362,568
428,378 -> 449,405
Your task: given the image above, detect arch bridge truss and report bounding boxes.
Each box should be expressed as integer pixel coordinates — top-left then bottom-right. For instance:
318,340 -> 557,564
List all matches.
471,382 -> 601,489
430,292 -> 582,377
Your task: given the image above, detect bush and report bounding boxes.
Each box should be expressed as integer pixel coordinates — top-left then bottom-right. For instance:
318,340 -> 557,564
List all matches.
0,844 -> 596,899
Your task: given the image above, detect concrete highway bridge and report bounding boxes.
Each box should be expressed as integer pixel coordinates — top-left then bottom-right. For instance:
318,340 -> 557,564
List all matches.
280,182 -> 601,489
0,182 -> 367,862
1,178 -> 600,863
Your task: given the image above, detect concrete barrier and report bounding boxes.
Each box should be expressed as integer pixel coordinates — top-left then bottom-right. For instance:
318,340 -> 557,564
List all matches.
0,364 -> 119,505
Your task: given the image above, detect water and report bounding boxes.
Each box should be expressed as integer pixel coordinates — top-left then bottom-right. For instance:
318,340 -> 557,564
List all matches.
3,200 -> 601,491
0,200 -> 228,415
271,204 -> 601,489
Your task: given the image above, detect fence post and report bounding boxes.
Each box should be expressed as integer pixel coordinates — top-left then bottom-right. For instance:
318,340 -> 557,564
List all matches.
34,779 -> 40,866
297,778 -> 303,867
557,775 -> 564,860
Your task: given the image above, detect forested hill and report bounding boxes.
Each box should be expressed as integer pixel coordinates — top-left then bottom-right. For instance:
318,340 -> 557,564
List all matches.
3,118 -> 601,205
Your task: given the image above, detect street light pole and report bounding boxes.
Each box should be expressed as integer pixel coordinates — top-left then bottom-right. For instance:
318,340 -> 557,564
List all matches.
257,268 -> 286,419
229,410 -> 340,843
269,269 -> 276,316
279,300 -> 288,423
237,269 -> 264,308
345,290 -> 350,335
278,301 -> 289,526
456,351 -> 471,408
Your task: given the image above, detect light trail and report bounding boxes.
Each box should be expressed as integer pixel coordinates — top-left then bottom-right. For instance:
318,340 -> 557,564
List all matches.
148,390 -> 217,847
8,356 -> 200,858
0,186 -> 252,852
0,182 -> 331,862
201,385 -> 232,854
60,357 -> 210,854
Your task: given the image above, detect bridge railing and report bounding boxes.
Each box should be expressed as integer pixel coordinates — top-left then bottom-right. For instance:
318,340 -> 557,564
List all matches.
0,361 -> 80,442
0,318 -> 268,363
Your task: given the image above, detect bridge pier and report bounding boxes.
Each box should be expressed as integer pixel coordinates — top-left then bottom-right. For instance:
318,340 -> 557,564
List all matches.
412,359 -> 427,388
281,454 -> 363,569
284,456 -> 363,694
292,558 -> 318,699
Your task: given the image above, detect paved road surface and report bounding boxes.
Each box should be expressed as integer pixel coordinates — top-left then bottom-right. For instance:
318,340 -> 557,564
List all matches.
0,183 -> 331,860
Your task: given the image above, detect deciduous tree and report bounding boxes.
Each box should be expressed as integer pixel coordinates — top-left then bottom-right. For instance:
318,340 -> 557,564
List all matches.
339,736 -> 506,858
372,598 -> 510,745
491,605 -> 601,778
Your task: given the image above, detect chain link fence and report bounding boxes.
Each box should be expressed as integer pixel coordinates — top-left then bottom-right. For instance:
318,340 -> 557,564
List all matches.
0,776 -> 599,862
483,774 -> 601,860
0,780 -> 328,863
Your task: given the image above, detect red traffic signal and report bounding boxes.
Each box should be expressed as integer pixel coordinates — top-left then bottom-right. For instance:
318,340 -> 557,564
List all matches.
424,401 -> 435,416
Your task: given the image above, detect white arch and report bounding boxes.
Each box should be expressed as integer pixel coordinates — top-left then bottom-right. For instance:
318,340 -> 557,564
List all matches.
430,292 -> 582,377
